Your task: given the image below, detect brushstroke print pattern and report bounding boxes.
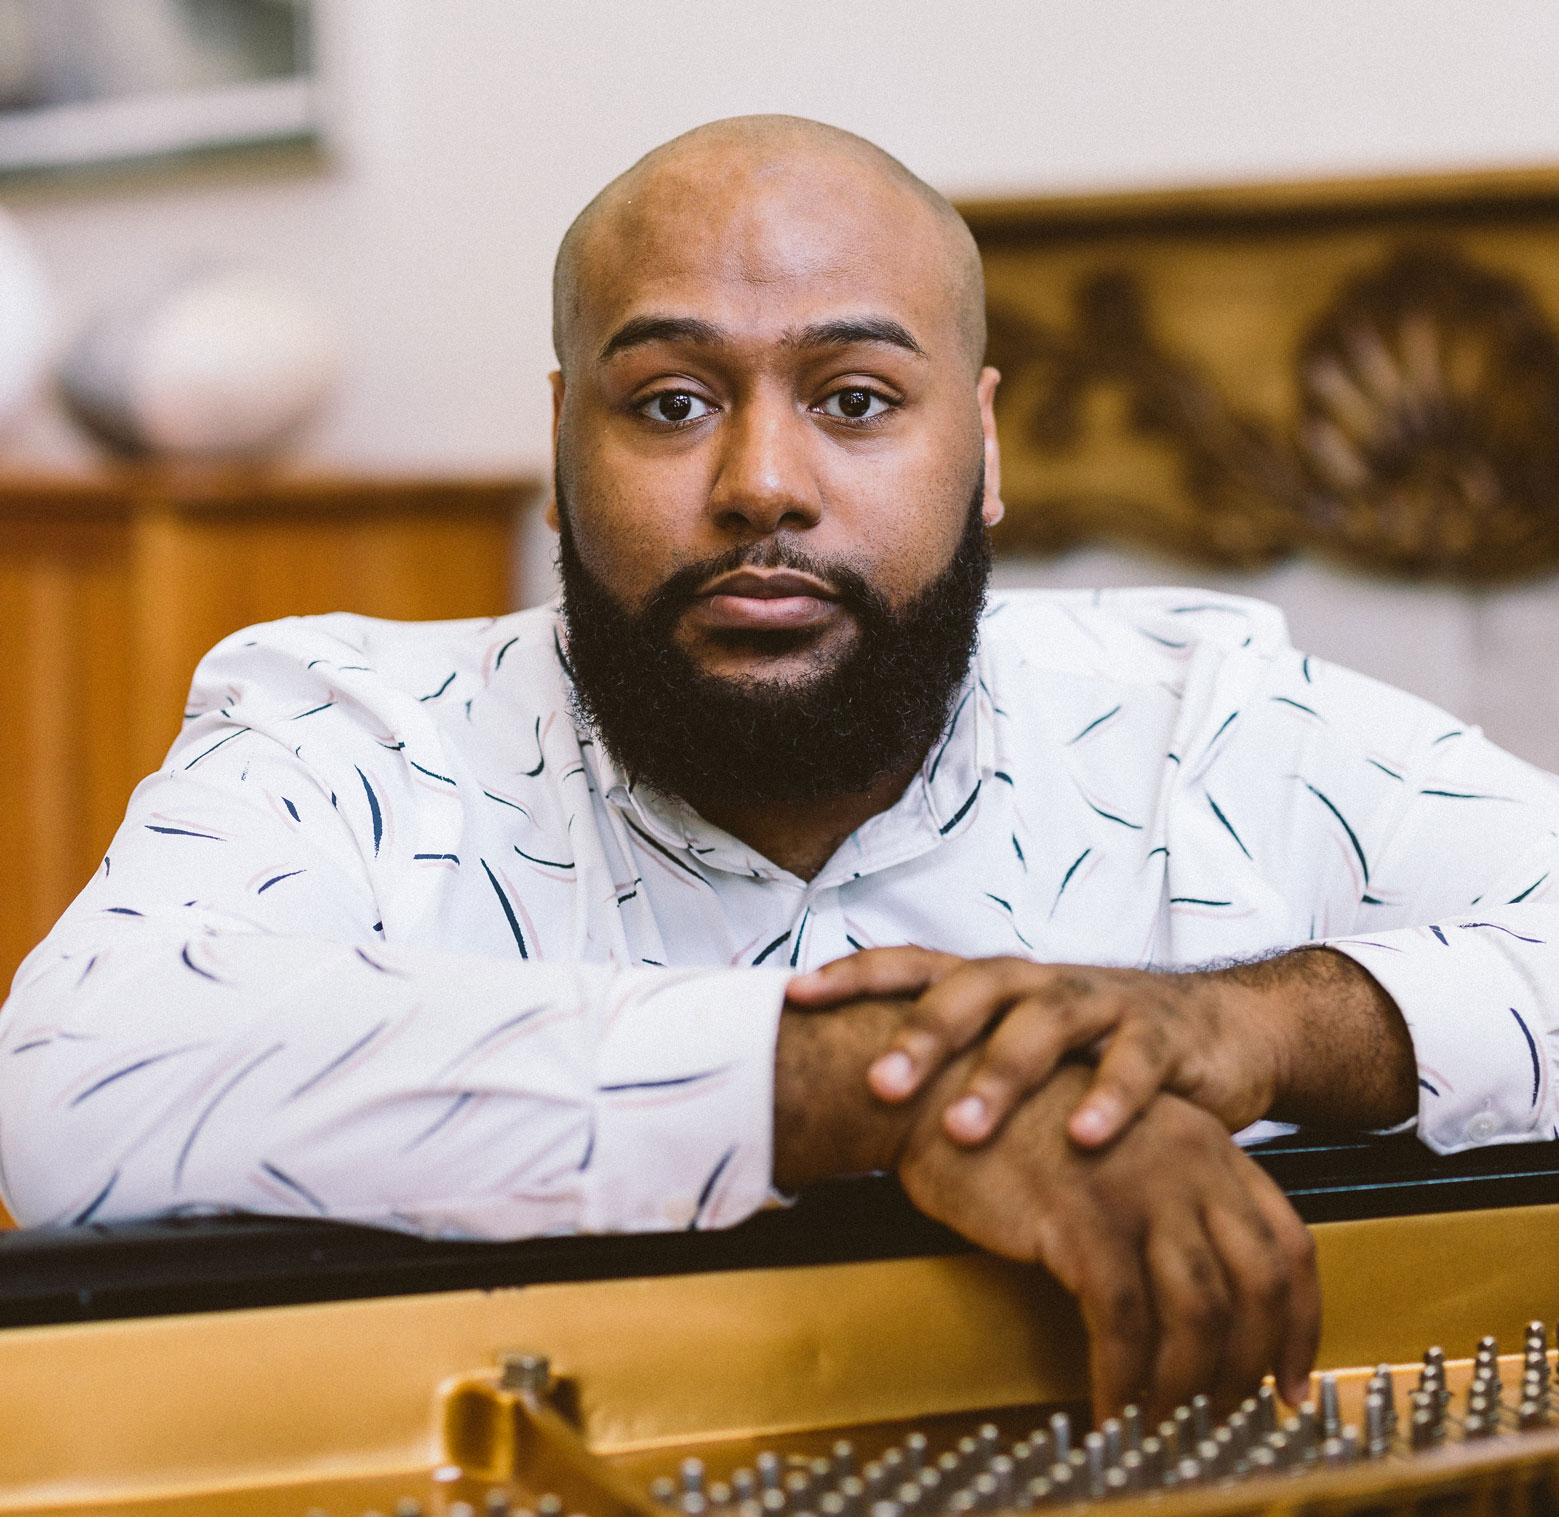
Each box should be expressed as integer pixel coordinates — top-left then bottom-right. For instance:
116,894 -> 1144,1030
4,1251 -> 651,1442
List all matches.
3,588 -> 1559,1242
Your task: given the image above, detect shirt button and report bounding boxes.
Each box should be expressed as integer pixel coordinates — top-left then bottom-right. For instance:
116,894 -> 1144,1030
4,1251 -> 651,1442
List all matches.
1466,1112 -> 1498,1143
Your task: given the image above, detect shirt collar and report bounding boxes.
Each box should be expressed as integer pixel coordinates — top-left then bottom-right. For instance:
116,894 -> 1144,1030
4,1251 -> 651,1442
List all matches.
558,611 -> 997,885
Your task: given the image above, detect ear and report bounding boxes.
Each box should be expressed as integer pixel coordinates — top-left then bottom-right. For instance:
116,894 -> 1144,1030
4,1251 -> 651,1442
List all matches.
546,371 -> 565,532
977,366 -> 1004,527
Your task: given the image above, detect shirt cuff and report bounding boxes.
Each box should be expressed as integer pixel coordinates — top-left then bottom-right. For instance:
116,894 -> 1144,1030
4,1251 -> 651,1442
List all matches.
580,966 -> 790,1232
1327,924 -> 1553,1154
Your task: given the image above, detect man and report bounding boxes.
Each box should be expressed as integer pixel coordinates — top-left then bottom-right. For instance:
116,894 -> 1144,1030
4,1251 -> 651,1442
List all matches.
5,116 -> 1559,1422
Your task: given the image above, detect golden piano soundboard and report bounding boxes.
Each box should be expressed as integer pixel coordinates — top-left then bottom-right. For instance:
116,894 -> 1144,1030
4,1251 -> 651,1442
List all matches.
2,1134 -> 1559,1517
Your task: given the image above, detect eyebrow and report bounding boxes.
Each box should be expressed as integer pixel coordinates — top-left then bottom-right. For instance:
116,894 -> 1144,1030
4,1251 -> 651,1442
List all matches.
596,313 -> 926,364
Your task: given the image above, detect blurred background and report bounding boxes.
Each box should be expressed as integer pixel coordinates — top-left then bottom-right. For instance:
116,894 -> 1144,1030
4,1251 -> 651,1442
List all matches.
6,0 -> 1559,985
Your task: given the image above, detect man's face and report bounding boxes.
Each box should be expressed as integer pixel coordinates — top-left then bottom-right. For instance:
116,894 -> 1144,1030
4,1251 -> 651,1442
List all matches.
550,150 -> 1003,693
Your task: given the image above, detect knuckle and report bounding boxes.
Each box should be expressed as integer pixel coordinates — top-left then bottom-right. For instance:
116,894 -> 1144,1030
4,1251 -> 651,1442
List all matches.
1100,1282 -> 1151,1339
1286,1222 -> 1318,1275
1240,1252 -> 1289,1312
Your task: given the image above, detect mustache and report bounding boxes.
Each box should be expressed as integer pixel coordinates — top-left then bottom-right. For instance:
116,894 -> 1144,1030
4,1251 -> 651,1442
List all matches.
641,539 -> 888,625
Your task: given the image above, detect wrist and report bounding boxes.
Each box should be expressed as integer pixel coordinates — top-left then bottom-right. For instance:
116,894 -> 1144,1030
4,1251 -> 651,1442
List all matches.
772,998 -> 923,1193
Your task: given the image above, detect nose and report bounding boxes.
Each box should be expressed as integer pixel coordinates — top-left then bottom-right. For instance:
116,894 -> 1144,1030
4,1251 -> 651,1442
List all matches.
706,393 -> 823,538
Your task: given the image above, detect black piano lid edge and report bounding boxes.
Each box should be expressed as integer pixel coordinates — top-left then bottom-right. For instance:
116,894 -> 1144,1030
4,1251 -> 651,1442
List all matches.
0,1133 -> 1557,1330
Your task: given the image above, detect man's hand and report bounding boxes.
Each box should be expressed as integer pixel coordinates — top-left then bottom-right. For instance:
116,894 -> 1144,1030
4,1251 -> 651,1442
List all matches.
898,1061 -> 1321,1420
787,945 -> 1417,1149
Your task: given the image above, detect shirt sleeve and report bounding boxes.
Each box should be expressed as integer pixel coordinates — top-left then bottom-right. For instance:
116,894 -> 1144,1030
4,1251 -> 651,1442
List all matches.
1323,723 -> 1559,1155
1211,646 -> 1559,1156
0,641 -> 788,1239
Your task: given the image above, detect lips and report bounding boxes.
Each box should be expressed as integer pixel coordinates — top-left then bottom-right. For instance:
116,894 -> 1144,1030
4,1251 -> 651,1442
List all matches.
690,567 -> 841,633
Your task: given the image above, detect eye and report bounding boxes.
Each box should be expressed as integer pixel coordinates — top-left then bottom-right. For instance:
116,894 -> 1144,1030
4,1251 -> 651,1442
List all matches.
819,386 -> 892,422
640,390 -> 713,424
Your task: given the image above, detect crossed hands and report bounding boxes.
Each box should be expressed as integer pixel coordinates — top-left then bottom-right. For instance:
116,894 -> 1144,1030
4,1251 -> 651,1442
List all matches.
784,948 -> 1324,1421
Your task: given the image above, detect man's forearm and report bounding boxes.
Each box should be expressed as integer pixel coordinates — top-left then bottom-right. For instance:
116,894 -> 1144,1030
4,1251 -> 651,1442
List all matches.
773,999 -> 923,1192
1217,947 -> 1417,1129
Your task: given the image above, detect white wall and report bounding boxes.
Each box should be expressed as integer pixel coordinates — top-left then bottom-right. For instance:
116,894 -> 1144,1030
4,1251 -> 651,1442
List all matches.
9,0 -> 1559,766
10,0 -> 1559,473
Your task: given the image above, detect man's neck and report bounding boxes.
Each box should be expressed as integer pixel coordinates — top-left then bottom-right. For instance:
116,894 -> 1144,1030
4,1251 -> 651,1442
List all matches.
697,756 -> 924,882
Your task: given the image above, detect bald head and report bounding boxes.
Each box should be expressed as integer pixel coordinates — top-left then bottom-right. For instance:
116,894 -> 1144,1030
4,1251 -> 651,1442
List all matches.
552,115 -> 986,377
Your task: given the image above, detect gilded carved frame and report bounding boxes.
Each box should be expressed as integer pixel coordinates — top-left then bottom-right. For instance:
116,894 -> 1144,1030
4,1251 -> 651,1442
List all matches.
959,168 -> 1559,583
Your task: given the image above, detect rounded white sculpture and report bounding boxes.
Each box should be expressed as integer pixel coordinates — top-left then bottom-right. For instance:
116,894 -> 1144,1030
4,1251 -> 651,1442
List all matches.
0,207 -> 54,439
61,267 -> 338,459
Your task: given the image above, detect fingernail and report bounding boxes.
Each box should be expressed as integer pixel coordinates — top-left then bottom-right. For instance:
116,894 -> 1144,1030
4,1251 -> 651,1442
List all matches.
1071,1104 -> 1112,1144
869,1050 -> 916,1096
946,1094 -> 988,1139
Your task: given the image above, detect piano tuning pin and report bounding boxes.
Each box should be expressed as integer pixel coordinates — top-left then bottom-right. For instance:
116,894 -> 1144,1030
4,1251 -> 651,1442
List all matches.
709,1486 -> 733,1510
1120,1449 -> 1146,1492
1191,1393 -> 1212,1442
447,1505 -> 474,1517
903,1434 -> 927,1476
1122,1404 -> 1144,1453
1082,1432 -> 1106,1496
1022,1475 -> 1051,1509
651,1479 -> 678,1505
1100,1417 -> 1122,1466
396,1502 -> 426,1517
760,1489 -> 786,1517
1256,1384 -> 1278,1433
757,1455 -> 783,1492
1320,1373 -> 1341,1439
1048,1411 -> 1071,1461
483,1495 -> 510,1517
1296,1403 -> 1319,1460
1323,1436 -> 1348,1466
1342,1426 -> 1361,1462
818,1496 -> 845,1517
733,1471 -> 758,1502
1365,1392 -> 1389,1457
681,1496 -> 708,1516
868,1503 -> 900,1517
683,1459 -> 707,1496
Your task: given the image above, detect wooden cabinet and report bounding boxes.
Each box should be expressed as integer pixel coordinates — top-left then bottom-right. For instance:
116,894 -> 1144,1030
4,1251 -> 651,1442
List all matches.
0,469 -> 535,992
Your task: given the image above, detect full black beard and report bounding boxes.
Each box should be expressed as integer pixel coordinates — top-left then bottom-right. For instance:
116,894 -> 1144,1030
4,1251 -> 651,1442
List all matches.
556,475 -> 991,813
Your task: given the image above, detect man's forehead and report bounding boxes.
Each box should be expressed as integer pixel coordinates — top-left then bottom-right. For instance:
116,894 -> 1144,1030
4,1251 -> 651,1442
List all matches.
573,171 -> 958,357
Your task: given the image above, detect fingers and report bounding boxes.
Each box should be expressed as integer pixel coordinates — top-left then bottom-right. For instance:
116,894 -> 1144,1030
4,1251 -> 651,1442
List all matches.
1199,1191 -> 1292,1409
1070,1247 -> 1155,1423
1067,1020 -> 1176,1149
1142,1216 -> 1232,1418
941,997 -> 1093,1142
1242,1162 -> 1322,1405
785,946 -> 962,1008
868,957 -> 1041,1103
940,973 -> 1122,1143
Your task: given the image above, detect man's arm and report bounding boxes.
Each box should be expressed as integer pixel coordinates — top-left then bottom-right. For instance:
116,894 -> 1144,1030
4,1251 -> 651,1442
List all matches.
793,651 -> 1559,1155
788,943 -> 1417,1151
0,619 -> 790,1237
774,1001 -> 1321,1418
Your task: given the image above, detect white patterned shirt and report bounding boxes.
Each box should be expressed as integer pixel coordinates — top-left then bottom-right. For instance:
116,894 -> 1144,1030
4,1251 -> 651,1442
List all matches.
4,588 -> 1559,1239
